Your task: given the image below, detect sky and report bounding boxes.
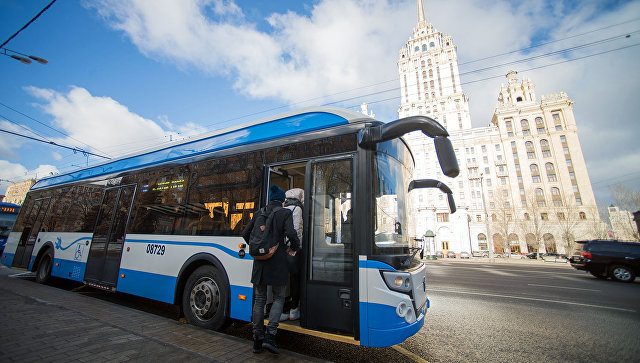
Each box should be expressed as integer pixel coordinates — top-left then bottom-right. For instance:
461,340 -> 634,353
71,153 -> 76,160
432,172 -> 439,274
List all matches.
0,0 -> 639,209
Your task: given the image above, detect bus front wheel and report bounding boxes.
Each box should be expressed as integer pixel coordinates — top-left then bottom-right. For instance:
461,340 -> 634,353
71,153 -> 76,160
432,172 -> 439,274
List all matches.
182,265 -> 229,330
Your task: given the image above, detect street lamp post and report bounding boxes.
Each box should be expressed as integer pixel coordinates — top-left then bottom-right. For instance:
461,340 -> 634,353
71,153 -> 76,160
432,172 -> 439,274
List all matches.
1,48 -> 48,65
479,173 -> 495,261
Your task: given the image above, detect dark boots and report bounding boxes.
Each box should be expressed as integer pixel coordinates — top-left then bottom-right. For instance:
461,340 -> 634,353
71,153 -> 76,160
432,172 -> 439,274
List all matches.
262,334 -> 279,354
253,337 -> 263,354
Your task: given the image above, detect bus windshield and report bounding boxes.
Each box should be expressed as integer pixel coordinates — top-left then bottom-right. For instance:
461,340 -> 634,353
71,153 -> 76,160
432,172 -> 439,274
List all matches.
373,139 -> 414,253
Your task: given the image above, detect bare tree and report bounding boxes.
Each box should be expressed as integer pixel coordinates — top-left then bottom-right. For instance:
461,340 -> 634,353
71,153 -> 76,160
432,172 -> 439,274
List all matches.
555,200 -> 582,255
518,190 -> 548,258
491,189 -> 515,255
586,206 -> 608,240
609,184 -> 640,242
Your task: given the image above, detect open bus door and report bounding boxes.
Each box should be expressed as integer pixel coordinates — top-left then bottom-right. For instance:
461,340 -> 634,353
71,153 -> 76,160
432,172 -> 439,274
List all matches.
303,156 -> 355,334
12,197 -> 51,269
84,184 -> 136,289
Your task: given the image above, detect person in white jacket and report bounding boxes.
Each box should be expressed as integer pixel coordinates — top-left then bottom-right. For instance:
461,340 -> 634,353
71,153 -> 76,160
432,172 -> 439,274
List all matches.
281,188 -> 304,320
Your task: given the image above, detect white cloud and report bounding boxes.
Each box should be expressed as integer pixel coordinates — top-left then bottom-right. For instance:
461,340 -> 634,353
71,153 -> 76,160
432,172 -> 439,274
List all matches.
84,0 -> 639,204
26,86 -> 172,157
0,120 -> 30,159
0,160 -> 58,194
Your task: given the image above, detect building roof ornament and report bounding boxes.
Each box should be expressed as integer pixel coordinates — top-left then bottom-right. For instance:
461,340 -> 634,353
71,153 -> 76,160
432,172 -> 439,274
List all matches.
417,0 -> 426,25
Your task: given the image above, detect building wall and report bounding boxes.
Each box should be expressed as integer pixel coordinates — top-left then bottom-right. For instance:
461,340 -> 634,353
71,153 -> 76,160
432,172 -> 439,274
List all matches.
399,1 -> 602,255
3,179 -> 36,206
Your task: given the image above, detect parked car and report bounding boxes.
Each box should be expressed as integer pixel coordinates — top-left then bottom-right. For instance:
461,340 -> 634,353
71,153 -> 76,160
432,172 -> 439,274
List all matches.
460,251 -> 470,259
472,251 -> 488,257
436,251 -> 444,258
572,240 -> 640,282
526,252 -> 541,259
446,251 -> 456,258
506,252 -> 525,259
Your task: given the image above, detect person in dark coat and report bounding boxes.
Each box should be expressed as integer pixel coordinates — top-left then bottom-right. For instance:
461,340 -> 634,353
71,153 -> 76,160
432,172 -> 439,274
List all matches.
242,185 -> 299,354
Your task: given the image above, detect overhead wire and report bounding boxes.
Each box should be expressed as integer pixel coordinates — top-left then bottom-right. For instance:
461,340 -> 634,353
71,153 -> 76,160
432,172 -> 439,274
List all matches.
0,0 -> 57,49
6,17 -> 638,173
0,128 -> 110,159
0,101 -> 113,157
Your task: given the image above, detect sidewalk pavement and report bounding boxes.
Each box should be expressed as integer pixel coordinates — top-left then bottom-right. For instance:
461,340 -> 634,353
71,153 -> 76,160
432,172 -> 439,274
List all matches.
0,267 -> 321,362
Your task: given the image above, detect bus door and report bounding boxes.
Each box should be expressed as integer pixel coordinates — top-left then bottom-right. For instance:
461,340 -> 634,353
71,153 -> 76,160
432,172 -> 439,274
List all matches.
304,157 -> 355,334
12,197 -> 51,269
84,184 -> 136,288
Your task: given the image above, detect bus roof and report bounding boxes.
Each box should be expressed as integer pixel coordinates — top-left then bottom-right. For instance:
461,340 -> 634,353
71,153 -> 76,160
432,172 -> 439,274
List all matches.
32,107 -> 373,190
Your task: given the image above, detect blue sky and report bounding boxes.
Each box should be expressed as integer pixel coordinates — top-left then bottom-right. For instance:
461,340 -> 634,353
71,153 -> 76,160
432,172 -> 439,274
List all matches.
1,0 -> 639,208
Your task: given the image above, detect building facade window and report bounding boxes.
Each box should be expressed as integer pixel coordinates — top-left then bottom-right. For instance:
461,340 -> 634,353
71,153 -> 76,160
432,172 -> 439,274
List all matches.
531,164 -> 540,183
551,187 -> 562,206
546,162 -> 556,182
540,139 -> 551,157
525,141 -> 536,159
553,113 -> 562,130
521,119 -> 530,135
437,213 -> 450,222
536,117 -> 545,134
535,188 -> 546,207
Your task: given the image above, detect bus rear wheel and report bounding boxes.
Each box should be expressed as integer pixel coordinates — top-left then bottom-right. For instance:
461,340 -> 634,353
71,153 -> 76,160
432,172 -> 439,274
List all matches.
36,249 -> 53,284
182,265 -> 229,330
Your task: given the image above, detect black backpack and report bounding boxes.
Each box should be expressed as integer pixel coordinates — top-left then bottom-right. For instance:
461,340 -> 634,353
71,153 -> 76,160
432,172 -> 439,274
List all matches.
248,206 -> 282,260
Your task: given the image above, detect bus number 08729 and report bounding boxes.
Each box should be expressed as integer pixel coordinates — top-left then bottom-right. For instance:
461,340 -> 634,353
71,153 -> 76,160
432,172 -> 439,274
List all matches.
146,244 -> 165,255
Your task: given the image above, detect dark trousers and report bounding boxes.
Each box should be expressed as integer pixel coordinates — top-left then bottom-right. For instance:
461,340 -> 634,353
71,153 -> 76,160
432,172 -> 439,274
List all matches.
252,283 -> 286,339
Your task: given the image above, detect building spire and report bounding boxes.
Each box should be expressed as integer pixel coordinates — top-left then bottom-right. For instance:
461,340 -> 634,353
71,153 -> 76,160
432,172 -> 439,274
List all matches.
417,0 -> 426,24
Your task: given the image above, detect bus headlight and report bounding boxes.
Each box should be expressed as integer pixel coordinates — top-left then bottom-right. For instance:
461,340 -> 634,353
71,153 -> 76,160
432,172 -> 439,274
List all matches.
382,271 -> 412,293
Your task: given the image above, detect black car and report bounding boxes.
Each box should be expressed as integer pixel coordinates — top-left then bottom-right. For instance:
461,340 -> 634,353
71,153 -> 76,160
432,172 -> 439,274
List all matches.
572,240 -> 640,282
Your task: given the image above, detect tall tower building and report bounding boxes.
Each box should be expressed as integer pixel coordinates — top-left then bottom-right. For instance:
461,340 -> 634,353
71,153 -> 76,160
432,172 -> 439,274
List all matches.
400,1 -> 603,256
397,0 -> 471,131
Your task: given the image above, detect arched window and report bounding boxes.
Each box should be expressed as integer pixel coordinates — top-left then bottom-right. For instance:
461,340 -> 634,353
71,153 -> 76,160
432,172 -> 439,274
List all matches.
521,119 -> 530,135
422,70 -> 427,78
530,163 -> 540,183
415,46 -> 420,52
579,211 -> 587,220
492,214 -> 497,222
535,188 -> 546,207
524,212 -> 530,221
551,187 -> 562,206
430,41 -> 435,47
535,117 -> 545,134
427,58 -> 432,66
422,44 -> 427,51
429,69 -> 433,77
421,60 -> 425,68
540,139 -> 551,157
546,162 -> 556,182
526,141 -> 536,159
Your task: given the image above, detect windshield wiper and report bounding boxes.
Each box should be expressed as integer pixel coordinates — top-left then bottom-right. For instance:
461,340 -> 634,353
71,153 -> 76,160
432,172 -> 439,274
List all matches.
402,247 -> 423,267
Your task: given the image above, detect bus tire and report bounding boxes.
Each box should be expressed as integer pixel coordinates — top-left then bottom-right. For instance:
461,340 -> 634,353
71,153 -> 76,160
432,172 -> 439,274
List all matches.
35,249 -> 53,284
182,265 -> 229,330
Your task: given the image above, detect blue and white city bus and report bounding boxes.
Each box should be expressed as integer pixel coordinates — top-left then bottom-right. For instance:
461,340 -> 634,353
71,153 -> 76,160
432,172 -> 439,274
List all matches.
1,107 -> 458,347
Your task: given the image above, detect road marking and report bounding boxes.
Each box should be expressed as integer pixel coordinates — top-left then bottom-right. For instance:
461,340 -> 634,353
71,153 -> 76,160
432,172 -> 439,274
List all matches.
527,283 -> 600,292
392,345 -> 429,363
430,288 -> 635,313
481,268 -> 515,276
429,264 -> 581,276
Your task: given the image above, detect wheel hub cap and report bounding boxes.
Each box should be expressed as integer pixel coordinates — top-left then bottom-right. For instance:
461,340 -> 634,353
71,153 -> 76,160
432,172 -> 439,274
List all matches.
190,278 -> 220,320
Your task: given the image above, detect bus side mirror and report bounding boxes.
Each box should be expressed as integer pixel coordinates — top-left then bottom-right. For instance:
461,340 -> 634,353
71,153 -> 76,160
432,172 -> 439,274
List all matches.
434,137 -> 459,178
408,179 -> 457,214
